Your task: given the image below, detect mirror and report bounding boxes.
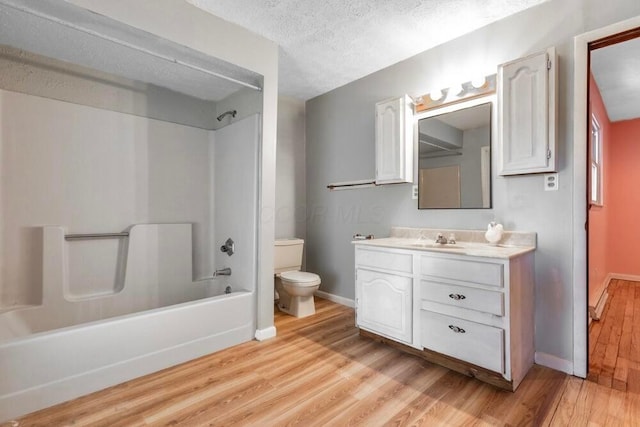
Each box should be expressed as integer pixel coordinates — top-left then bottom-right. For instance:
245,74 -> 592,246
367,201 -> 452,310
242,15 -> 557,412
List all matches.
417,100 -> 492,209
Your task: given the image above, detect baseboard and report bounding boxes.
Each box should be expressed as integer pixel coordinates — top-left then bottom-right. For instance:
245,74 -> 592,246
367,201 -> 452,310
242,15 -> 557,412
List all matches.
254,326 -> 277,341
315,290 -> 355,308
610,273 -> 640,282
589,290 -> 609,321
534,352 -> 574,375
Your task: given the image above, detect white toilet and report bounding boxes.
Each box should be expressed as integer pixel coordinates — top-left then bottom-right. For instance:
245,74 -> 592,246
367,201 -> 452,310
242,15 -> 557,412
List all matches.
274,238 -> 321,317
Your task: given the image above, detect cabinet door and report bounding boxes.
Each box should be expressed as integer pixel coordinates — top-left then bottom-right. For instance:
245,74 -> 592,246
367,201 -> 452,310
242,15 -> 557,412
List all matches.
498,47 -> 557,175
375,95 -> 413,184
356,268 -> 412,343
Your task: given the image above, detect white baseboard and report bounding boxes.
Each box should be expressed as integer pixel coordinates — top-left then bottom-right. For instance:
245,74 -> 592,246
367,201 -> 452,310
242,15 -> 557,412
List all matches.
254,326 -> 277,341
610,273 -> 640,282
535,352 -> 574,375
589,290 -> 609,321
315,290 -> 355,308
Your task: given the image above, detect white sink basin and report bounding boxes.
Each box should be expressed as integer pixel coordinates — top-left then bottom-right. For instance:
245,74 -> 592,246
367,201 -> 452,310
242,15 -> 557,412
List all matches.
407,242 -> 464,250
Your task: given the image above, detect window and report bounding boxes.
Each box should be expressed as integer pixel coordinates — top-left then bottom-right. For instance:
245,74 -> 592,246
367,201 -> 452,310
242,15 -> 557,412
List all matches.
590,115 -> 603,206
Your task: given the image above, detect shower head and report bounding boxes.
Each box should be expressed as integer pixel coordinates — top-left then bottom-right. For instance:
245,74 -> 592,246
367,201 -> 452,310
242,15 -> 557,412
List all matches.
217,110 -> 237,122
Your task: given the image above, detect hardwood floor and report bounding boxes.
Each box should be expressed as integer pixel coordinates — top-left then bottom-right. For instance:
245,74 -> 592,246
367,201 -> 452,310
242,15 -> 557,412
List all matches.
8,297 -> 640,426
588,279 -> 640,392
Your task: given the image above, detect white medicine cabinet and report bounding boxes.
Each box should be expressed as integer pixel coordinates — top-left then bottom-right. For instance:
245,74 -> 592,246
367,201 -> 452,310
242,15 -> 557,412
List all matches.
498,47 -> 558,175
375,94 -> 414,184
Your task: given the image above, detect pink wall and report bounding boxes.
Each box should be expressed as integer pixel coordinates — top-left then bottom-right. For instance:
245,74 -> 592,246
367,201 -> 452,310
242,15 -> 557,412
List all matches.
608,118 -> 640,276
588,74 -> 612,307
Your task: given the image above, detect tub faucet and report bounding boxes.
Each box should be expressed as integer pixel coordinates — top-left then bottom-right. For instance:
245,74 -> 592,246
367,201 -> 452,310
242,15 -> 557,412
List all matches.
214,267 -> 231,276
435,233 -> 448,244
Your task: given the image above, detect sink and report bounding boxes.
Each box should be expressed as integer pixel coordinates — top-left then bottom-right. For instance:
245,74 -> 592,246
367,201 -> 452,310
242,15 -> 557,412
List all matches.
407,242 -> 464,250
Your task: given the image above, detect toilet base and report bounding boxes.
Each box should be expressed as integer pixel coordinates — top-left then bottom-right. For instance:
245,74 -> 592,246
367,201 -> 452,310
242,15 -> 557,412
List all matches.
277,294 -> 316,318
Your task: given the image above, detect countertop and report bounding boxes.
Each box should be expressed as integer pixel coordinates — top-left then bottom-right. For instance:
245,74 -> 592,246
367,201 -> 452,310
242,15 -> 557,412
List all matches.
352,237 -> 535,259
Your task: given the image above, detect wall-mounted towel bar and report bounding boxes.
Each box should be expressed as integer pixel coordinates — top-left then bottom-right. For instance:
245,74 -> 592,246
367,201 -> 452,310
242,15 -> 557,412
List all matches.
327,179 -> 376,191
65,232 -> 129,241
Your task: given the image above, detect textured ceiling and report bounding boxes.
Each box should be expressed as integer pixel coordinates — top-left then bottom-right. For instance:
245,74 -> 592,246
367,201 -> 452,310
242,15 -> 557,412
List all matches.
188,0 -> 547,100
591,37 -> 640,122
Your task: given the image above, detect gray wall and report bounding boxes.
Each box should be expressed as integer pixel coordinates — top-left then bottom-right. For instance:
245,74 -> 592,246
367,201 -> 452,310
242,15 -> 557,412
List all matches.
305,0 -> 640,365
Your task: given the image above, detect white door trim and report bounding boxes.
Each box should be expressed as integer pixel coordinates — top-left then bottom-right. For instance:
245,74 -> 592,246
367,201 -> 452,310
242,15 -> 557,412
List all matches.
572,15 -> 640,378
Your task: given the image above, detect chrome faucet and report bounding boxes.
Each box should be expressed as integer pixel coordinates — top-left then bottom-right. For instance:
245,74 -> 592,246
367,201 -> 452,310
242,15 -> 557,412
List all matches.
435,233 -> 448,244
214,267 -> 232,276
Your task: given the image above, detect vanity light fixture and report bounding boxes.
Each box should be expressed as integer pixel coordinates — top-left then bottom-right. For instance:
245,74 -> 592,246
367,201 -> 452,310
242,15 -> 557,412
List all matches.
415,73 -> 496,113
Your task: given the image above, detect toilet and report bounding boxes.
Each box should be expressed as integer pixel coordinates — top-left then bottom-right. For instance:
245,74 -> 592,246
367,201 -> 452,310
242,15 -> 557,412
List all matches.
274,238 -> 321,317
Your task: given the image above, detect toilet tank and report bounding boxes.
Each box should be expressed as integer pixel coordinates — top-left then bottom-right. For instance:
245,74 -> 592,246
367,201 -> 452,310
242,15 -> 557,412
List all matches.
274,238 -> 304,274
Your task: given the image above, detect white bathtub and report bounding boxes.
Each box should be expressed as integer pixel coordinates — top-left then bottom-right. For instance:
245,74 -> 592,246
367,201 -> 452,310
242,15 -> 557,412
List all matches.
0,224 -> 256,421
0,290 -> 254,421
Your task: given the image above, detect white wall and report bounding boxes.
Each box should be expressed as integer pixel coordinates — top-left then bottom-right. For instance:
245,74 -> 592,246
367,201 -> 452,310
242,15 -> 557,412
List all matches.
213,115 -> 260,294
0,90 -> 214,306
305,0 -> 640,368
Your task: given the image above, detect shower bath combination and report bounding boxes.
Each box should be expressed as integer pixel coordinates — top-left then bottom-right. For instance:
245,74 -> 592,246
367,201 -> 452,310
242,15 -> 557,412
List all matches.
216,110 -> 237,121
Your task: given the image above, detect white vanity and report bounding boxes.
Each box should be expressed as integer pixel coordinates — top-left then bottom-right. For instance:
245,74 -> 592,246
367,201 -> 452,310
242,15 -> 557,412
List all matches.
354,227 -> 536,391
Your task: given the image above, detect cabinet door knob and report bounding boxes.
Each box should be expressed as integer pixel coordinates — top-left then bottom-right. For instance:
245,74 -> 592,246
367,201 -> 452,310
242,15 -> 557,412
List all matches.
448,325 -> 466,333
448,293 -> 466,301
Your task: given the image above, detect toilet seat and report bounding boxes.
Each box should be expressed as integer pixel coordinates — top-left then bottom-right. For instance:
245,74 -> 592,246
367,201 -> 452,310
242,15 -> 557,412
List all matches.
280,271 -> 321,287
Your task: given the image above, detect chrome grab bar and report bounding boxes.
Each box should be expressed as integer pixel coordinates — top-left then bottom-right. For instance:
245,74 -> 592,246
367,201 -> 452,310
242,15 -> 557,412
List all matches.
65,232 -> 129,241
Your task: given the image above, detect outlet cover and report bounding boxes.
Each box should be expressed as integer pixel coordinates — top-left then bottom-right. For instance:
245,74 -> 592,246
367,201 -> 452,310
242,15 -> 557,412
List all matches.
544,173 -> 559,191
412,185 -> 418,199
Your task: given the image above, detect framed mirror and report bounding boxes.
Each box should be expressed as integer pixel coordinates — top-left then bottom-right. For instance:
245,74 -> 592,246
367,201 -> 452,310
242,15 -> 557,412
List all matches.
416,97 -> 493,209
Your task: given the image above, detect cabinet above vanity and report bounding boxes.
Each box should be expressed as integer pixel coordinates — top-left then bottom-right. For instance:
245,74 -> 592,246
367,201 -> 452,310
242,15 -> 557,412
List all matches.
375,95 -> 414,184
353,227 -> 536,391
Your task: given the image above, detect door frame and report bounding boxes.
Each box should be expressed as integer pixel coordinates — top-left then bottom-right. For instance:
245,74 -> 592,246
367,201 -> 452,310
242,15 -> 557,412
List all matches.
572,15 -> 640,378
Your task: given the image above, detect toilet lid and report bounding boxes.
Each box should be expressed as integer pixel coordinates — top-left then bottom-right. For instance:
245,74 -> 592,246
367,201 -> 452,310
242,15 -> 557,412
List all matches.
280,271 -> 321,286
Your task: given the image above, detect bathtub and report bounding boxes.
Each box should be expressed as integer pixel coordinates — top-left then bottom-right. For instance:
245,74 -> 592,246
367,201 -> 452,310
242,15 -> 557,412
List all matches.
0,224 -> 255,421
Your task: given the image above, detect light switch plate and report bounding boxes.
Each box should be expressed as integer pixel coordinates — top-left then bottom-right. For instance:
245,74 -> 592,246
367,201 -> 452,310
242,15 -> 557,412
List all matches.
412,185 -> 418,199
544,173 -> 559,191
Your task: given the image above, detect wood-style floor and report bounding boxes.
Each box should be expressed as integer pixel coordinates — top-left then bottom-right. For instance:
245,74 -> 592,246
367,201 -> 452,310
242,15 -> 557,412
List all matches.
8,297 -> 640,426
588,279 -> 640,392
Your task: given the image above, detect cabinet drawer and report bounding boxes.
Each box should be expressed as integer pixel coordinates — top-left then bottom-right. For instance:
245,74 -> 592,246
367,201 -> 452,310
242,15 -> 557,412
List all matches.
356,248 -> 412,274
421,256 -> 503,287
421,281 -> 504,316
421,310 -> 504,373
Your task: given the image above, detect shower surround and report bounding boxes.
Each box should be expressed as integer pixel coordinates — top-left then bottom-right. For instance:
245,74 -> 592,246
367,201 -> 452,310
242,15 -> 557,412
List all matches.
0,89 -> 260,420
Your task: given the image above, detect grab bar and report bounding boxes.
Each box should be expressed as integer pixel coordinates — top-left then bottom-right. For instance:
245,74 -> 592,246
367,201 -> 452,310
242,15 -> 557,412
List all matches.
65,232 -> 129,241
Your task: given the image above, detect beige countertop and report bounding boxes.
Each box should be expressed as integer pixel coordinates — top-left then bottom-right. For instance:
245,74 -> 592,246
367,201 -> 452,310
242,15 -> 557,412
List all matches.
352,226 -> 536,259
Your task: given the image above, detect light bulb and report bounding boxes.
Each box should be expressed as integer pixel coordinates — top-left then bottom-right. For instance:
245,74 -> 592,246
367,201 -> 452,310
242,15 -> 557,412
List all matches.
429,89 -> 443,101
471,75 -> 486,88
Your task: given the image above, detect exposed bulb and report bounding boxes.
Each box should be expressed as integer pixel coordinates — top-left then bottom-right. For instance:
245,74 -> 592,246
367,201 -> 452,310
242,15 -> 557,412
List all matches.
471,75 -> 486,88
429,89 -> 443,101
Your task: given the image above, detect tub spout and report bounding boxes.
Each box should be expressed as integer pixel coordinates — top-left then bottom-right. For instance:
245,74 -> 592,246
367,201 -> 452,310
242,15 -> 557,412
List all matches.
214,267 -> 231,276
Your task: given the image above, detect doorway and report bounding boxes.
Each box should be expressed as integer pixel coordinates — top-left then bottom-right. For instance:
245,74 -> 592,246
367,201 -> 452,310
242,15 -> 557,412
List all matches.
573,16 -> 640,379
586,29 -> 640,389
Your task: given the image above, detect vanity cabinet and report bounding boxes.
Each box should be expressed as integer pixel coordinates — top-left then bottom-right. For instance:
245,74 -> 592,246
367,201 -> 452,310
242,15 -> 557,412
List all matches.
374,95 -> 414,184
498,47 -> 557,175
355,248 -> 413,344
354,242 -> 534,391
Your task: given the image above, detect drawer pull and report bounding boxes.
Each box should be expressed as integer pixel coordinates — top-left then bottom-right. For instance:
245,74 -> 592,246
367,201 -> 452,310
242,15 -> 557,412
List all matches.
448,293 -> 466,301
448,325 -> 466,333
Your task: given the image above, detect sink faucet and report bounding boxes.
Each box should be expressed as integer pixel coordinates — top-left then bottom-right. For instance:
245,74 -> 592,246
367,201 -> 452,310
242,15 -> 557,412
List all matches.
435,233 -> 448,244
